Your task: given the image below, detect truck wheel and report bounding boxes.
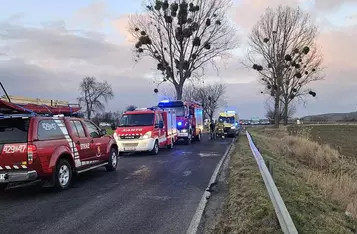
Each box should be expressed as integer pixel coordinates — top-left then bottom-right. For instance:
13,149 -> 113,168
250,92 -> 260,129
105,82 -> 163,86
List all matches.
167,138 -> 174,149
54,159 -> 72,191
195,132 -> 201,142
106,148 -> 119,171
150,140 -> 159,155
184,134 -> 192,145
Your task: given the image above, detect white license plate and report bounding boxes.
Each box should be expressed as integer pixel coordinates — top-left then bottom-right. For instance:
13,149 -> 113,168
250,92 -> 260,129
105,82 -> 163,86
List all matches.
124,147 -> 136,151
178,133 -> 188,137
0,174 -> 6,181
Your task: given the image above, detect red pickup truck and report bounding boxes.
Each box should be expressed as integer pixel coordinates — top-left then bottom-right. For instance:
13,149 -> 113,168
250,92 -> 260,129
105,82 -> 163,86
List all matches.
0,112 -> 118,191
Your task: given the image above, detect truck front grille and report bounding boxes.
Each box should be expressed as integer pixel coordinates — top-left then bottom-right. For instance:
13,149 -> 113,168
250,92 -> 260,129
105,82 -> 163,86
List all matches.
120,135 -> 141,139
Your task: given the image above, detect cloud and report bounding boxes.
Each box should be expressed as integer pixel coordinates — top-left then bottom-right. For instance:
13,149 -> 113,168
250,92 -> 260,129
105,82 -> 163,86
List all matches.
71,1 -> 109,30
1,1 -> 357,119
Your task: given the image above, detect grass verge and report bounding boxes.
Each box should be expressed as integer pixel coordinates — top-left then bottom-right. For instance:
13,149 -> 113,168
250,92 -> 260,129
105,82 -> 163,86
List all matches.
288,125 -> 357,159
213,135 -> 282,234
248,127 -> 357,233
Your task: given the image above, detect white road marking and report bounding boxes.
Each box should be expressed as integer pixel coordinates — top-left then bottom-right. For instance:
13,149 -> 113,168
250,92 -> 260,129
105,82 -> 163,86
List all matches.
186,138 -> 235,234
198,152 -> 221,157
183,170 -> 192,176
137,195 -> 171,201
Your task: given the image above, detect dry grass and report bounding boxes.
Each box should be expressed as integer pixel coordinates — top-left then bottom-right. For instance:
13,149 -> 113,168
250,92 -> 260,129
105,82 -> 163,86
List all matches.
288,125 -> 357,159
213,135 -> 282,234
248,127 -> 357,233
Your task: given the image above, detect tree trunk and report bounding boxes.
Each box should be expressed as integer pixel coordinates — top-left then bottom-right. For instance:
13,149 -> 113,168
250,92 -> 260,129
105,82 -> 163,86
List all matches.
86,103 -> 91,119
283,100 -> 289,126
274,90 -> 280,128
175,85 -> 183,100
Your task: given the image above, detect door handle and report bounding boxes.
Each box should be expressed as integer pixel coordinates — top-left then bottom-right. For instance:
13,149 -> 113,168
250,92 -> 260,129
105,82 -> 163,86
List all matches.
76,141 -> 80,145
90,139 -> 94,143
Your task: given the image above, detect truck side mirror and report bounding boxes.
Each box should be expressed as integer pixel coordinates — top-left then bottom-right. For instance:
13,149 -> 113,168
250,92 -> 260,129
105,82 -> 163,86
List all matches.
100,129 -> 107,136
159,120 -> 164,128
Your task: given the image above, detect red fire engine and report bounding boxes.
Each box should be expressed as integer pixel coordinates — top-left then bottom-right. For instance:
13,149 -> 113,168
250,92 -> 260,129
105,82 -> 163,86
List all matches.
114,106 -> 178,155
157,100 -> 203,145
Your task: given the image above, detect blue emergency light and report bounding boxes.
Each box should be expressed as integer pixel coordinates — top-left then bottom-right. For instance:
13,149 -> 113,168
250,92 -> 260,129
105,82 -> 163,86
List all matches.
160,100 -> 170,103
177,121 -> 182,126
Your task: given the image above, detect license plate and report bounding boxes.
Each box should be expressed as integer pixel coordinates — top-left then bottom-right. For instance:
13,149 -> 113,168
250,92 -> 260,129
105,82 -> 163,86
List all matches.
178,133 -> 188,137
124,147 -> 136,151
0,174 -> 7,181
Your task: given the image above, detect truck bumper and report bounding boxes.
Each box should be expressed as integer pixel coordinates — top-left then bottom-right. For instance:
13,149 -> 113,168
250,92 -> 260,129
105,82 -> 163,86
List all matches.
224,128 -> 238,136
116,138 -> 156,152
0,170 -> 38,183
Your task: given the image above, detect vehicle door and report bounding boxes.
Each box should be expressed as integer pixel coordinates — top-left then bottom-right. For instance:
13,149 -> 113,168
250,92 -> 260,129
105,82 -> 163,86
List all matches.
82,120 -> 108,161
152,112 -> 161,141
68,120 -> 92,163
160,112 -> 166,138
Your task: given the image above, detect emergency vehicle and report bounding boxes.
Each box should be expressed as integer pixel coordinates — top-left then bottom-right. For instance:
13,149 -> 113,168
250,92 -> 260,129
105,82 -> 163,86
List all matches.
0,85 -> 118,191
217,111 -> 240,137
158,100 -> 203,145
114,107 -> 177,155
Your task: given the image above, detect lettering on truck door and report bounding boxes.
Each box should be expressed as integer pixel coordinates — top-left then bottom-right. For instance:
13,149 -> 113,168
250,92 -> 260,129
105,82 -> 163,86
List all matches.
69,120 -> 92,165
83,120 -> 107,161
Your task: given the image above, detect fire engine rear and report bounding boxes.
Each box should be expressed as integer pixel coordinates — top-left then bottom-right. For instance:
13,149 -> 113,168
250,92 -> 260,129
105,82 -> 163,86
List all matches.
158,100 -> 203,145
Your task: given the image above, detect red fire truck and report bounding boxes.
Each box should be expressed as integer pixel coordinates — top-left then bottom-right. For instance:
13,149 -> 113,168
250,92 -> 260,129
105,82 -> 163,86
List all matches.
157,100 -> 203,145
114,107 -> 178,155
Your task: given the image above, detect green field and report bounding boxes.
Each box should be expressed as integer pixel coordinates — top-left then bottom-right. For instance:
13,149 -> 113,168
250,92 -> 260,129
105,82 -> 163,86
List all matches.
288,125 -> 357,159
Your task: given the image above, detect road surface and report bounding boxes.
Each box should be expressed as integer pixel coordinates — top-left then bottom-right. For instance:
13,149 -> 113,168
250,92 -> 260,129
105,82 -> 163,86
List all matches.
0,135 -> 232,234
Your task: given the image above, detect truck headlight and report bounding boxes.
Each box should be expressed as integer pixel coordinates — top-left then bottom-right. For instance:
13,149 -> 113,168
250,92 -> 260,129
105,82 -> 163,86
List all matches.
181,129 -> 187,133
113,132 -> 119,140
142,131 -> 152,139
231,126 -> 236,129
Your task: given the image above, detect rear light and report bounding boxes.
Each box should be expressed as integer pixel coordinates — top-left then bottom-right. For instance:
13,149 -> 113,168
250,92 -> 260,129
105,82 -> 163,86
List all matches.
27,145 -> 37,165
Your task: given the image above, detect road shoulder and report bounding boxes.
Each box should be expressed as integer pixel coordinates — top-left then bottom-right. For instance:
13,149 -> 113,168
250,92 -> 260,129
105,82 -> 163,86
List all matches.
198,134 -> 281,234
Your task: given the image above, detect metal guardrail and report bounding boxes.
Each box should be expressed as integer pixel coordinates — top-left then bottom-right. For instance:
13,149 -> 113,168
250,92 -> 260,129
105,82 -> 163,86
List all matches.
246,131 -> 298,234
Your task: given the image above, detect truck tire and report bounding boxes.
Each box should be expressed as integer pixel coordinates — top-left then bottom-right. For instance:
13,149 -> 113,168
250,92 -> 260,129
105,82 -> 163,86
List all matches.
150,140 -> 159,155
106,148 -> 119,171
184,134 -> 192,145
195,132 -> 201,142
167,138 -> 174,149
53,159 -> 73,191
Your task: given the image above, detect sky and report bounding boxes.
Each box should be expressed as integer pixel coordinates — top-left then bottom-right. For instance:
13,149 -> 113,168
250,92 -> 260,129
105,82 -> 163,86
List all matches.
0,0 -> 356,119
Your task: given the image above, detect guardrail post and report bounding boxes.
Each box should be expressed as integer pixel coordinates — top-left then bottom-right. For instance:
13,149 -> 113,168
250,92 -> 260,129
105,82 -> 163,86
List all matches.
266,160 -> 273,177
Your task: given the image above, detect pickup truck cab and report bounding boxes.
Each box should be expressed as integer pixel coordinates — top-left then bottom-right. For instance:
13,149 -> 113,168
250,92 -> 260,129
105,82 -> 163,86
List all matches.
0,114 -> 118,191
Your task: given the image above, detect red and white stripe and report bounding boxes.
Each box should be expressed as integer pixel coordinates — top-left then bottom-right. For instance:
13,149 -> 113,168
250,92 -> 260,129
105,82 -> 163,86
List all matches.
0,165 -> 27,170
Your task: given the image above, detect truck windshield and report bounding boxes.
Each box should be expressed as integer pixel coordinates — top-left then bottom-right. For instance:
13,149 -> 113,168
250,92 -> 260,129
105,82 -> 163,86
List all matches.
0,118 -> 29,144
119,114 -> 155,127
218,116 -> 235,123
171,106 -> 185,116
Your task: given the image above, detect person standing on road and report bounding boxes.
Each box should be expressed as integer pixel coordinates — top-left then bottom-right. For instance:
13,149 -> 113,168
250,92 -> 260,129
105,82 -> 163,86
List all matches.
210,120 -> 216,139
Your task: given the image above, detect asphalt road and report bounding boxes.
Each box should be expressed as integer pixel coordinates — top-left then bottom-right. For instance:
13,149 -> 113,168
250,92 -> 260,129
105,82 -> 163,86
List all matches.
0,134 -> 232,234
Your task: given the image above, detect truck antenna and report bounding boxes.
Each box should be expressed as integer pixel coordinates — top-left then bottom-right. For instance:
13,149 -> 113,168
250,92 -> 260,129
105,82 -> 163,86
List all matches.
0,82 -> 11,102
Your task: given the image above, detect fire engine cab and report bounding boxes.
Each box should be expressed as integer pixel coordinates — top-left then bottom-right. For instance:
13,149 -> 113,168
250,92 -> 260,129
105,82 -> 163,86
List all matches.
114,107 -> 177,155
158,100 -> 203,145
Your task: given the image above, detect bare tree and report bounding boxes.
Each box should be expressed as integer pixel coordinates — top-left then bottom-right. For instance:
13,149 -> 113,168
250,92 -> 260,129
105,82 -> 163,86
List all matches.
247,5 -> 323,127
197,83 -> 227,120
78,77 -> 114,119
264,98 -> 296,123
126,105 -> 137,111
128,0 -> 238,99
158,82 -> 226,120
